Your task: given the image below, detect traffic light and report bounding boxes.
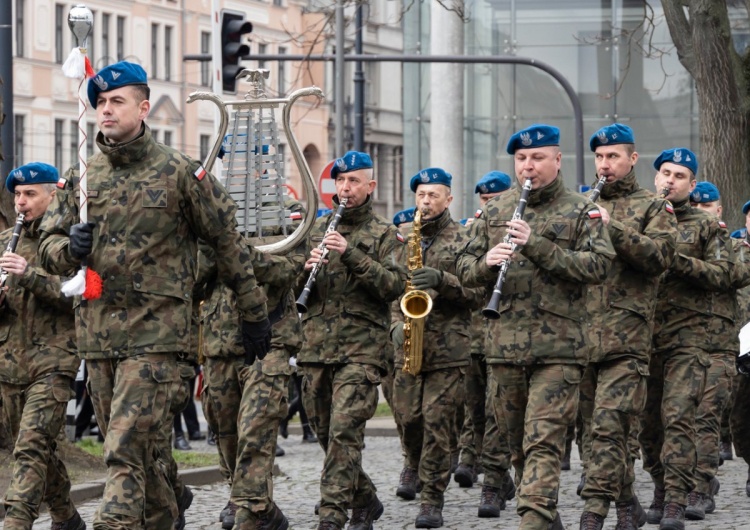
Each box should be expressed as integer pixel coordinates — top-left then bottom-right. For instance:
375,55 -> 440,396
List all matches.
221,10 -> 252,93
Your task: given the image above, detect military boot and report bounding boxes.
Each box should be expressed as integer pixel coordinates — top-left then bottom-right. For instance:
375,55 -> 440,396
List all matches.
317,522 -> 341,530
614,502 -> 636,530
633,495 -> 647,527
579,512 -> 604,530
454,463 -> 477,488
414,504 -> 443,528
302,423 -> 318,443
477,485 -> 503,517
396,467 -> 418,500
684,491 -> 705,520
646,487 -> 665,524
50,512 -> 86,530
220,501 -> 237,522
450,452 -> 459,474
347,495 -> 384,530
705,476 -> 720,514
174,486 -> 194,530
256,504 -> 289,530
576,473 -> 586,496
222,501 -> 238,529
520,511 -> 564,530
719,440 -> 733,461
562,437 -> 573,471
746,468 -> 750,497
659,502 -> 685,530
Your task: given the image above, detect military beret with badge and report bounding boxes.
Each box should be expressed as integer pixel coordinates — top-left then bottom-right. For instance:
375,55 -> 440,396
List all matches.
393,207 -> 416,227
87,61 -> 148,109
475,171 -> 511,194
6,162 -> 60,193
589,123 -> 635,151
690,181 -> 720,204
409,167 -> 452,193
742,200 -> 750,215
653,147 -> 698,177
506,124 -> 560,154
330,151 -> 373,179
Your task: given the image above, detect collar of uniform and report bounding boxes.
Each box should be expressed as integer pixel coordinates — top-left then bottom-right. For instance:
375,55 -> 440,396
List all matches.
599,169 -> 638,200
672,198 -> 690,218
23,216 -> 43,238
527,173 -> 564,207
420,209 -> 451,238
334,194 -> 373,226
96,124 -> 152,167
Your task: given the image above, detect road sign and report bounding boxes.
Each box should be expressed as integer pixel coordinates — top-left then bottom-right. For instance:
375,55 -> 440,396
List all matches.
318,160 -> 337,209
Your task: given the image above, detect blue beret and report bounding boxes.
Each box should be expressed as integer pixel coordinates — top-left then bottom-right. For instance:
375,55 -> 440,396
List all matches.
653,147 -> 698,176
6,162 -> 60,193
393,207 -> 415,226
743,200 -> 750,215
589,123 -> 635,151
409,167 -> 452,193
690,181 -> 720,204
331,151 -> 373,179
731,228 -> 747,239
506,124 -> 560,154
475,171 -> 511,194
88,61 -> 148,108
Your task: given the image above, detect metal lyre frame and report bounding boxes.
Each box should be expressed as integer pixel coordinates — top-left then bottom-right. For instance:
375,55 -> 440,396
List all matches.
187,68 -> 323,254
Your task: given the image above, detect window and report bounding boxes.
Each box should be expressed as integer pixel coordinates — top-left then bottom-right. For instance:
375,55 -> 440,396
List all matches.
87,123 -> 96,154
258,43 -> 267,69
165,26 -> 173,81
151,24 -> 159,79
89,10 -> 96,67
116,16 -> 125,60
163,131 -> 173,147
277,46 -> 286,95
55,4 -> 65,63
101,14 -> 110,65
70,121 -> 79,169
14,115 -> 25,165
200,134 -> 211,161
201,32 -> 211,87
15,0 -> 24,57
365,62 -> 378,106
55,120 -> 65,171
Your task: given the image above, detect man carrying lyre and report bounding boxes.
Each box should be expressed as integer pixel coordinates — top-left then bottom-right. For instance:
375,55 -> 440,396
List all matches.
457,124 -> 615,530
296,151 -> 406,530
390,167 -> 484,529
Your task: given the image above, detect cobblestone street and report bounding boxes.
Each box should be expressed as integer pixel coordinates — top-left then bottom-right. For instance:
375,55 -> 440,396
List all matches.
13,430 -> 750,530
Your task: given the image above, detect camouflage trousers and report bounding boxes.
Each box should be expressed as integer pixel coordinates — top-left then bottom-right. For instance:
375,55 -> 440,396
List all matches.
459,354 -> 511,487
639,347 -> 707,506
300,362 -> 380,528
731,373 -> 750,465
719,374 -> 737,445
230,349 -> 291,514
578,358 -> 648,517
694,353 -> 735,495
1,374 -> 77,529
393,367 -> 462,508
490,363 -> 582,529
87,354 -> 180,530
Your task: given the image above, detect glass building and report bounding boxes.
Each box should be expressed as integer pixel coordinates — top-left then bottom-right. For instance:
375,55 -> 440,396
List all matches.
403,0 -> 750,216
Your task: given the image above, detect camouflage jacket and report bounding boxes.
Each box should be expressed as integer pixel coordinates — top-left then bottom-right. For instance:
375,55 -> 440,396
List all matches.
296,195 -> 406,372
391,211 -> 484,371
457,176 -> 615,366
587,172 -> 677,363
708,237 -> 750,356
38,125 -> 268,360
653,199 -> 733,354
735,237 -> 750,329
0,219 -> 78,384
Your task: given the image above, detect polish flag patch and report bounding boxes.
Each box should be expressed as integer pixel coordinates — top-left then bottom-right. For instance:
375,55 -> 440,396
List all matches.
587,209 -> 602,219
665,202 -> 674,214
474,208 -> 482,218
290,211 -> 302,220
193,166 -> 207,181
719,221 -> 727,228
56,177 -> 67,189
396,233 -> 405,243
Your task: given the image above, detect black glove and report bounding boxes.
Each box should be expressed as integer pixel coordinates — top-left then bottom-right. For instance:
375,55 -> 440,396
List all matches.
391,325 -> 405,349
411,267 -> 443,291
242,317 -> 272,365
69,222 -> 95,259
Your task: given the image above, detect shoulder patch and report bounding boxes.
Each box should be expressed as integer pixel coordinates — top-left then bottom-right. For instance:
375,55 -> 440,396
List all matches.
193,166 -> 207,181
474,208 -> 482,218
665,202 -> 674,214
290,211 -> 302,220
719,221 -> 727,228
396,232 -> 405,243
56,177 -> 68,189
587,209 -> 602,219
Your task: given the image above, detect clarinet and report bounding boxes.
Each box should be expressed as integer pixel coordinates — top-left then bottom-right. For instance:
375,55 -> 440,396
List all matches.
482,179 -> 533,319
588,175 -> 608,203
0,213 -> 26,290
296,198 -> 348,313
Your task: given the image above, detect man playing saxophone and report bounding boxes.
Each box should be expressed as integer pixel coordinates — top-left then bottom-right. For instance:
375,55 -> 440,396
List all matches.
296,151 -> 406,530
390,167 -> 484,528
457,124 -> 615,530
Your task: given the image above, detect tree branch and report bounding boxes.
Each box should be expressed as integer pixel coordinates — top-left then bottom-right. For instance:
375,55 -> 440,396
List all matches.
660,0 -> 698,76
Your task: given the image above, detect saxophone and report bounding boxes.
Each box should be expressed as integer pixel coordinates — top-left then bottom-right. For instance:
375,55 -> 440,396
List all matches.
400,209 -> 433,376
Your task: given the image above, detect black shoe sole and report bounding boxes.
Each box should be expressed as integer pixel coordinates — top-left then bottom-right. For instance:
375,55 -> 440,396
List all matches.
396,487 -> 416,501
415,517 -> 443,528
477,506 -> 501,518
647,510 -> 663,525
658,519 -> 685,530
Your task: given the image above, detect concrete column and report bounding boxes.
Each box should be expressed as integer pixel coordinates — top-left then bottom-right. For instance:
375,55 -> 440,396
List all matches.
430,1 -> 464,218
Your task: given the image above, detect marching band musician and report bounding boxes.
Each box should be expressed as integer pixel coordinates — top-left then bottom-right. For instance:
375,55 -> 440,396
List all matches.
0,163 -> 85,530
639,149 -> 733,530
577,124 -> 677,530
390,168 -> 484,528
457,124 -> 615,530
296,151 -> 406,530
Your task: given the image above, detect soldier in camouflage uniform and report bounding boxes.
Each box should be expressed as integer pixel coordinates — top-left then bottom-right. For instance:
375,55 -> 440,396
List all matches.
455,171 -> 516,518
685,183 -> 750,520
296,151 -> 405,530
0,163 -> 85,530
389,168 -> 484,528
38,61 -> 272,530
457,124 -> 615,530
639,148 -> 733,530
576,125 -> 677,530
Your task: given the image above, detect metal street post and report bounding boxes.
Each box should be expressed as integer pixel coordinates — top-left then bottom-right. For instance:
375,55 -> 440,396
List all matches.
353,5 -> 364,152
0,0 -> 14,177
